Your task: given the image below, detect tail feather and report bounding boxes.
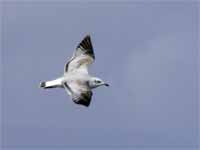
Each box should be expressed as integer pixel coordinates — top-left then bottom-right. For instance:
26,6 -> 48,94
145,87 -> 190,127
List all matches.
40,81 -> 60,89
39,78 -> 63,89
40,82 -> 46,88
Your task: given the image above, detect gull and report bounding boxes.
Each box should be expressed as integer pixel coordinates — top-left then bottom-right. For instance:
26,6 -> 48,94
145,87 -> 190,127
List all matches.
40,35 -> 109,107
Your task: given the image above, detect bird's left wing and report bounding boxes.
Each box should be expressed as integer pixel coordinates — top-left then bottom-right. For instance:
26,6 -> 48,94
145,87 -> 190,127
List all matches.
64,35 -> 95,74
63,80 -> 93,107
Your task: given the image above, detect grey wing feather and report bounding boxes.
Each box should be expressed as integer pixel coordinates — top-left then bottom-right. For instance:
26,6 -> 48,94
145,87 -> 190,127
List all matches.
72,91 -> 93,107
75,35 -> 95,59
65,35 -> 95,73
63,81 -> 93,107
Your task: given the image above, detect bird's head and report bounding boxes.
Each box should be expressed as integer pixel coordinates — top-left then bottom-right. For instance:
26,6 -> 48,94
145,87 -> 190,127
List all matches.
89,77 -> 109,89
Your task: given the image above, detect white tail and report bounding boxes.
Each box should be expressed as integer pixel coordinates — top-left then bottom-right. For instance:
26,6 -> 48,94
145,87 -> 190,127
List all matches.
40,78 -> 63,89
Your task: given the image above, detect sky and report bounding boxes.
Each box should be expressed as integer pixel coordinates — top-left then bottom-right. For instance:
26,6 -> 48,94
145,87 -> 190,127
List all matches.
1,1 -> 199,150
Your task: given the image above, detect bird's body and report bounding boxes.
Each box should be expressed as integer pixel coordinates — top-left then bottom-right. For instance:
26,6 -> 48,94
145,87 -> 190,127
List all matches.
40,35 -> 109,107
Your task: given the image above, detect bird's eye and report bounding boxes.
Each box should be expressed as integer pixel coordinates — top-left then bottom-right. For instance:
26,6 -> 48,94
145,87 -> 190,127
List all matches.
95,80 -> 101,83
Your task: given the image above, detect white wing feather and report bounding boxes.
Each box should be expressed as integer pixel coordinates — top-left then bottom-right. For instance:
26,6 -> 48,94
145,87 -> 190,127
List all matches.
64,35 -> 95,74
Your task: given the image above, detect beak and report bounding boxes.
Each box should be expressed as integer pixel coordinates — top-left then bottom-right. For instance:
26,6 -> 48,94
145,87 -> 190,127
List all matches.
104,83 -> 109,87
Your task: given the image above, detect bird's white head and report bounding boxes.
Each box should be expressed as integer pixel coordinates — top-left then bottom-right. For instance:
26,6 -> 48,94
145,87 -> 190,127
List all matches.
89,77 -> 109,89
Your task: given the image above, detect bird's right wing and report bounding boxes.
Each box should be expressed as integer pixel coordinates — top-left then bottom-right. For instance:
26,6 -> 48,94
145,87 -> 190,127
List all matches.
64,35 -> 95,74
63,80 -> 93,107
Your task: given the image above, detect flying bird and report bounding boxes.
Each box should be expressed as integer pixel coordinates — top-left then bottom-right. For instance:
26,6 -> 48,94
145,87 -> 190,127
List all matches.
40,35 -> 109,107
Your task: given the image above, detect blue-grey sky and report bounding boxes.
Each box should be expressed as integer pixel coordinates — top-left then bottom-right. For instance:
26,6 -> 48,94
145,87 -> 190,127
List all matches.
1,1 -> 198,150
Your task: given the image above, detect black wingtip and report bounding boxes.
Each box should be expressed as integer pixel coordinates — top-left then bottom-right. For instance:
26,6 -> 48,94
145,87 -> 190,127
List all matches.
76,35 -> 95,59
73,99 -> 91,107
85,34 -> 91,38
77,35 -> 93,50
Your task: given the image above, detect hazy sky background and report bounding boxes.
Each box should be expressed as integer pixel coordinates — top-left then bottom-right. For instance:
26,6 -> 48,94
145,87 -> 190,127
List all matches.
1,1 -> 198,150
